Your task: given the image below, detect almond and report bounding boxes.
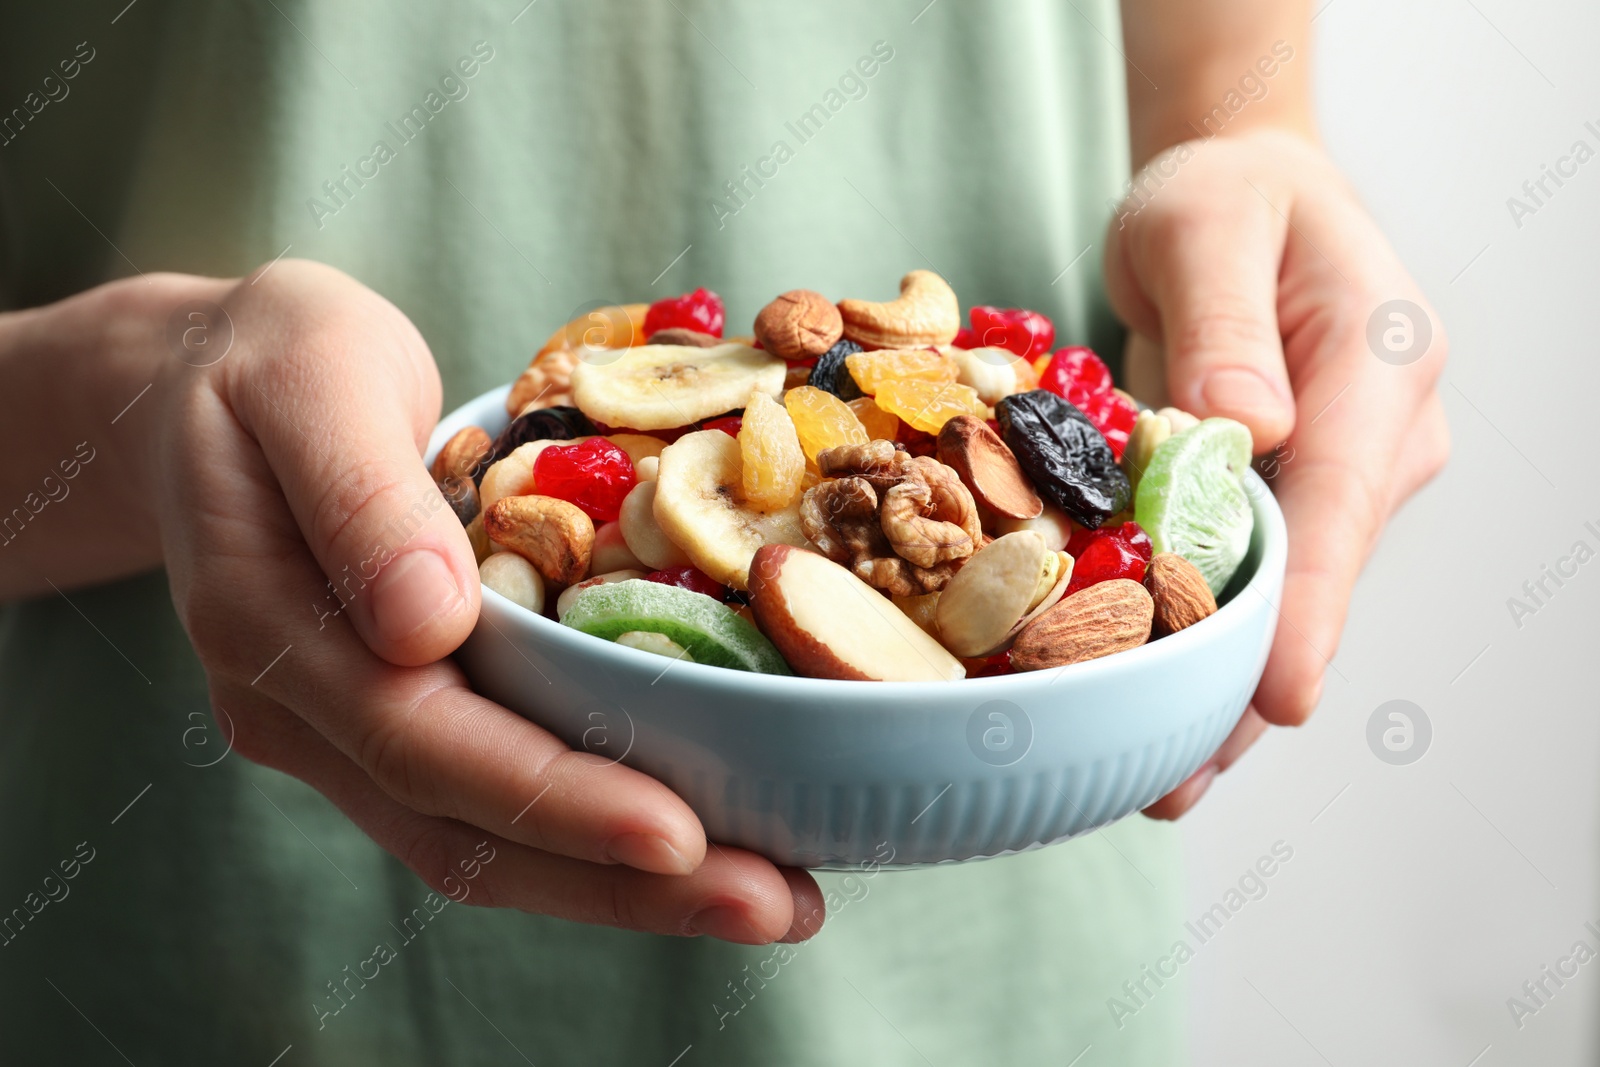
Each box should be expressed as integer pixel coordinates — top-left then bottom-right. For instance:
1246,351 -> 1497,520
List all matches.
936,415 -> 1043,520
1144,552 -> 1217,636
431,425 -> 493,483
1010,579 -> 1153,671
754,289 -> 843,362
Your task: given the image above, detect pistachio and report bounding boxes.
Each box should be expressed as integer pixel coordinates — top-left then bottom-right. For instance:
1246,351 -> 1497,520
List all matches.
934,531 -> 1048,658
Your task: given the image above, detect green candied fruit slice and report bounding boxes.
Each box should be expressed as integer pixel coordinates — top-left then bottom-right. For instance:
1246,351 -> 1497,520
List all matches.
561,579 -> 792,674
1134,418 -> 1255,596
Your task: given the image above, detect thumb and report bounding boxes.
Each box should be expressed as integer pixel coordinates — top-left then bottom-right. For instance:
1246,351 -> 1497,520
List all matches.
225,263 -> 480,667
1106,192 -> 1297,451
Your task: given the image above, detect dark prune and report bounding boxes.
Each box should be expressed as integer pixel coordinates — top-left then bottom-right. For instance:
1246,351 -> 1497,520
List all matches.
995,390 -> 1130,529
478,405 -> 595,483
807,339 -> 866,402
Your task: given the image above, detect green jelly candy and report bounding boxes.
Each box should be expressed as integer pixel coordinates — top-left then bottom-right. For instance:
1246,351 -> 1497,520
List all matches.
1134,418 -> 1254,596
561,579 -> 792,674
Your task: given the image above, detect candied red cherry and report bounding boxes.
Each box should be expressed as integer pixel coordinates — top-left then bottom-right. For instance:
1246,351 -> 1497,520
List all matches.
645,566 -> 727,601
895,424 -> 938,458
1084,390 -> 1138,460
1107,520 -> 1153,562
701,415 -> 743,437
644,288 -> 724,338
1066,524 -> 1098,560
1066,531 -> 1147,595
970,306 -> 1056,359
532,438 -> 637,522
969,649 -> 1014,677
1039,346 -> 1113,404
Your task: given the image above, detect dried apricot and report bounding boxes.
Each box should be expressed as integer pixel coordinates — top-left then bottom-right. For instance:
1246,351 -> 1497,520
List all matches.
739,392 -> 806,510
783,386 -> 869,462
873,379 -> 988,434
844,348 -> 958,396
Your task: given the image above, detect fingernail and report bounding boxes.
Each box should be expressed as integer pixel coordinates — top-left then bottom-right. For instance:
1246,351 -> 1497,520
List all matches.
689,905 -> 767,944
1189,762 -> 1219,797
1201,368 -> 1289,425
605,832 -> 694,876
371,550 -> 464,643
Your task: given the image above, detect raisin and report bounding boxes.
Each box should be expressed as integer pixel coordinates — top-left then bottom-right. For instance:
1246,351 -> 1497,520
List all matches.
784,386 -> 869,462
847,396 -> 900,441
873,379 -> 987,434
806,339 -> 866,401
844,348 -> 958,395
479,405 -> 596,483
996,390 -> 1130,529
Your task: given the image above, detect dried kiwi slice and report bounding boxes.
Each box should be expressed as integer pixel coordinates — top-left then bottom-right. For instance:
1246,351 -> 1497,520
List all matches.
561,580 -> 791,674
1134,418 -> 1254,596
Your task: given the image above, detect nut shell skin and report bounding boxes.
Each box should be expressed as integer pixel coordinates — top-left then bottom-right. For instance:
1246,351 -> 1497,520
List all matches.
1144,552 -> 1218,637
936,415 -> 1043,521
754,290 -> 844,361
432,425 -> 493,483
1010,578 -> 1153,671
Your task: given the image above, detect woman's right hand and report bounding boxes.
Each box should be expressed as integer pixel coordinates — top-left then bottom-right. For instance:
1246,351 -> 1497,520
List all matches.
42,260 -> 823,943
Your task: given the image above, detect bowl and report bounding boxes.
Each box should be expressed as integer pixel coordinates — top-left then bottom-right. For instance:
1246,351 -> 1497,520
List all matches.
433,385 -> 1286,869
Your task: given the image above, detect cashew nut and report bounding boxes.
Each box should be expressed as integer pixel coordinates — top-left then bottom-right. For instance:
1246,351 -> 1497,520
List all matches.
838,270 -> 961,349
484,495 -> 594,584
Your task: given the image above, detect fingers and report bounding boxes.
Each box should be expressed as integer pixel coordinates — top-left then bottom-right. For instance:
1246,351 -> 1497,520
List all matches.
1387,391 -> 1450,517
218,682 -> 820,942
1143,706 -> 1269,820
217,261 -> 479,667
1105,165 -> 1297,450
168,393 -> 708,874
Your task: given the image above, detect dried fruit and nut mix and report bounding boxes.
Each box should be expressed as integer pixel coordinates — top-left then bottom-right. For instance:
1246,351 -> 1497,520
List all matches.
439,272 -> 1256,682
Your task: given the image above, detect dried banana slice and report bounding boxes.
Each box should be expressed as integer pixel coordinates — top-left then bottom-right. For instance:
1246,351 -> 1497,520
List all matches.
569,343 -> 784,431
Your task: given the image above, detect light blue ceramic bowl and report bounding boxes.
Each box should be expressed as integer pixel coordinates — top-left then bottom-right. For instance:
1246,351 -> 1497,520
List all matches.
433,386 -> 1286,869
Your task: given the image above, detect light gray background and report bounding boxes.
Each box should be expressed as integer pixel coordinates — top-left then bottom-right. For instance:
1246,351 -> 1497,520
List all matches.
1181,1 -> 1600,1064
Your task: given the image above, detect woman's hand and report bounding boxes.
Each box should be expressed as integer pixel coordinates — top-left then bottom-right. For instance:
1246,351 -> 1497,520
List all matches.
1103,130 -> 1450,818
28,260 -> 821,942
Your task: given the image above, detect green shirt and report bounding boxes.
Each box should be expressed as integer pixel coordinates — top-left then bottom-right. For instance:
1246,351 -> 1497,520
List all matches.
0,2 -> 1187,1063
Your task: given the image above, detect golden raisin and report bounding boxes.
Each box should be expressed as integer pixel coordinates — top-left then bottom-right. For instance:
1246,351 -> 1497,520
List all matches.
784,386 -> 869,462
844,348 -> 959,396
873,379 -> 988,434
848,396 -> 900,442
739,392 -> 806,510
